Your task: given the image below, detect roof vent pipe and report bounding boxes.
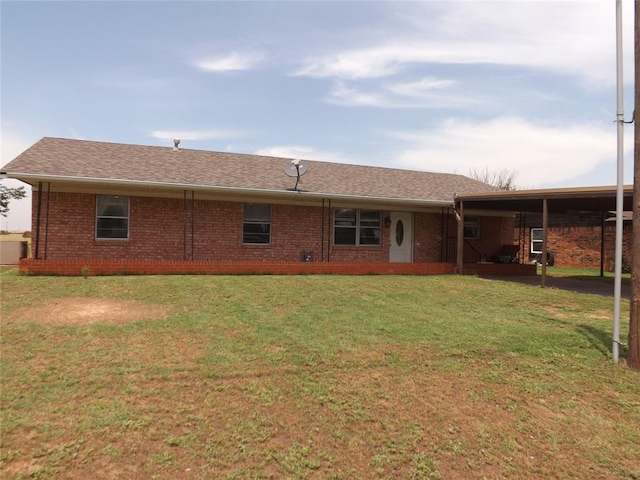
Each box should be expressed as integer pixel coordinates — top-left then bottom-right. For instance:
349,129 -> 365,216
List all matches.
173,139 -> 181,151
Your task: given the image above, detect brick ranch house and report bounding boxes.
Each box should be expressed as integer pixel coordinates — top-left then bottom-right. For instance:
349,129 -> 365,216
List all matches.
1,137 -> 533,276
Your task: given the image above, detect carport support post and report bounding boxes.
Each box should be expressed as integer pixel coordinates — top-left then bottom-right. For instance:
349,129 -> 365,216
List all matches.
456,200 -> 464,274
541,198 -> 548,288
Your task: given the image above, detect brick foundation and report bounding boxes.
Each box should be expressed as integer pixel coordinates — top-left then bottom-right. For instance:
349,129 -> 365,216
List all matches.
18,259 -> 536,276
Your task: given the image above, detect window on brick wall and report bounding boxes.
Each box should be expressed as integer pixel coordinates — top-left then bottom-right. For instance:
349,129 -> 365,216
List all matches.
334,209 -> 381,246
531,228 -> 543,253
243,203 -> 271,244
96,195 -> 129,240
463,216 -> 480,239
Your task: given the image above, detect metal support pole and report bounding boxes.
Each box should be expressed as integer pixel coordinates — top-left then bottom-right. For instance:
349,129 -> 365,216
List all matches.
44,183 -> 50,260
191,191 -> 195,261
34,182 -> 43,260
327,200 -> 331,262
183,190 -> 187,261
613,0 -> 625,364
321,199 -> 325,262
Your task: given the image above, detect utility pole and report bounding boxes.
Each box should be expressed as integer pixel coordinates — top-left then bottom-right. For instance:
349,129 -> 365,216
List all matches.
629,0 -> 640,371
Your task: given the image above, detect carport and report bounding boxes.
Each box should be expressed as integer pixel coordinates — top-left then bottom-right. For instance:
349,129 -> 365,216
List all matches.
454,185 -> 634,286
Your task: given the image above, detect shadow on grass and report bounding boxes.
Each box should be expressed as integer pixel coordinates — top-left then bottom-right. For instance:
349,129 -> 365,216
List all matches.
559,275 -> 631,286
532,313 -> 619,359
484,275 -> 629,298
576,323 -> 616,358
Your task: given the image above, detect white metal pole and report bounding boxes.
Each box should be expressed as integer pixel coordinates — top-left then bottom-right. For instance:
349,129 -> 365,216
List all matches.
613,0 -> 624,364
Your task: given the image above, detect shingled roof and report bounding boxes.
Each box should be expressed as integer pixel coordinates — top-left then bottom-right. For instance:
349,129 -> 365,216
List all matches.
2,137 -> 497,206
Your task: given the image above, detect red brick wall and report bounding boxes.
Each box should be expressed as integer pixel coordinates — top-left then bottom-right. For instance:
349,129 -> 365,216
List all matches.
31,191 -> 515,267
414,212 -> 444,262
516,224 -> 633,269
442,214 -> 516,262
32,192 -> 335,262
192,201 -> 329,262
31,192 -> 390,262
34,192 -> 192,261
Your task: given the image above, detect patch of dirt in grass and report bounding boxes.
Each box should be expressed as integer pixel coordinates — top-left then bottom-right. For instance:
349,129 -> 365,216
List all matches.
3,341 -> 639,479
3,297 -> 171,326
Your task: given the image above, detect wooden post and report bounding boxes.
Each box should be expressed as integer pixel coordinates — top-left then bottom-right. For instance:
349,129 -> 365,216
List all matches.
600,211 -> 606,278
456,201 -> 464,274
628,0 -> 640,371
541,198 -> 548,288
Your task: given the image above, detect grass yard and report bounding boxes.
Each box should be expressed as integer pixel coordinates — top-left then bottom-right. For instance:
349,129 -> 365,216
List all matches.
1,270 -> 639,479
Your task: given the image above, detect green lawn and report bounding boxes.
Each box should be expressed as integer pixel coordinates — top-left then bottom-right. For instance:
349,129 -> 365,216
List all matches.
1,271 -> 638,479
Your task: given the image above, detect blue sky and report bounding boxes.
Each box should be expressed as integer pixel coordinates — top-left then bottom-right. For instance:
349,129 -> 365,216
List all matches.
1,0 -> 636,231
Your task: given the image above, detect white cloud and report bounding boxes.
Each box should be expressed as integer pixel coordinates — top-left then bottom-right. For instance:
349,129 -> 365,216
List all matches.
296,45 -> 404,80
388,117 -> 623,188
328,82 -> 391,108
387,77 -> 456,97
327,79 -> 483,109
294,2 -> 633,86
150,129 -> 243,142
194,51 -> 264,72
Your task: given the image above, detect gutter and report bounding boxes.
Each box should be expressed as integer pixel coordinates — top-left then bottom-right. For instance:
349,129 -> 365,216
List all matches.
1,171 -> 454,209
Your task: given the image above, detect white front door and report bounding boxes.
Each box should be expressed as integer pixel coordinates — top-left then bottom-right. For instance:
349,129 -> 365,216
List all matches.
389,212 -> 413,263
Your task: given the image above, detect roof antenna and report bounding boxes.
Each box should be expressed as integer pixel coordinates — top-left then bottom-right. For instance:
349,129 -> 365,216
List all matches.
173,139 -> 181,151
283,159 -> 308,192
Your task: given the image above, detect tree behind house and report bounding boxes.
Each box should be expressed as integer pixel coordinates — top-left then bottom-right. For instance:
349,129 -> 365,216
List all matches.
468,167 -> 519,191
0,184 -> 26,217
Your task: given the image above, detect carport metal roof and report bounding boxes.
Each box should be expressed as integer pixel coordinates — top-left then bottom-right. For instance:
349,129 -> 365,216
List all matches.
455,185 -> 634,214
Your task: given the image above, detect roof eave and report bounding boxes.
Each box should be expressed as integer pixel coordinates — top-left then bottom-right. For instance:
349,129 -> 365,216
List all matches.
3,172 -> 453,209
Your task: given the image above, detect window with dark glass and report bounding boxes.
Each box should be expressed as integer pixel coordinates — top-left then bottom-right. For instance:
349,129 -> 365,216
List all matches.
334,209 -> 381,246
96,195 -> 129,240
243,204 -> 271,244
463,216 -> 480,239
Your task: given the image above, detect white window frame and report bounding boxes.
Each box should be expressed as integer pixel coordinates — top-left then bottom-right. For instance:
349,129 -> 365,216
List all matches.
95,195 -> 130,240
530,228 -> 544,254
243,204 -> 271,245
334,208 -> 382,246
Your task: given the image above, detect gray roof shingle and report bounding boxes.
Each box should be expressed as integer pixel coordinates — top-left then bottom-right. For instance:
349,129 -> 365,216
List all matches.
2,137 -> 497,204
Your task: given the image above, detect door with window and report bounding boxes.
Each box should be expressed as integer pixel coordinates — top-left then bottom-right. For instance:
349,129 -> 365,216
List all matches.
389,212 -> 413,262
